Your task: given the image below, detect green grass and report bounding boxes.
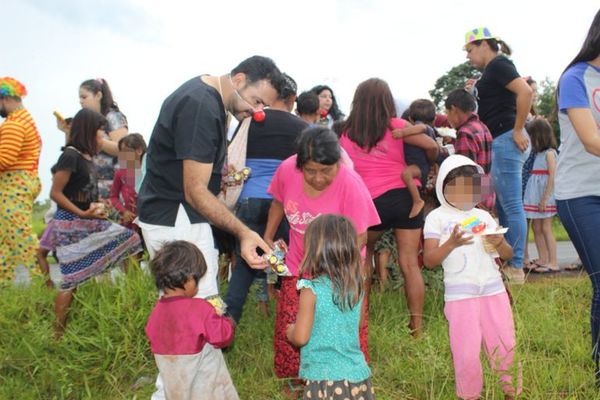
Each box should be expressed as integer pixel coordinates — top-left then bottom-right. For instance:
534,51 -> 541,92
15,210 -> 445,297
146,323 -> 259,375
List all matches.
1,267 -> 599,399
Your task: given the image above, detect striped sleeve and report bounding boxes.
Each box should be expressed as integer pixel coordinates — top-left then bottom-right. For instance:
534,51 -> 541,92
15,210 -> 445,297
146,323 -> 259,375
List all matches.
0,121 -> 25,170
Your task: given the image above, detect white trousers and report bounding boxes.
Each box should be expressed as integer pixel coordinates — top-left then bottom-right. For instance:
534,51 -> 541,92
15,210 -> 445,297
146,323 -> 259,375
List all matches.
139,205 -> 221,400
139,204 -> 219,298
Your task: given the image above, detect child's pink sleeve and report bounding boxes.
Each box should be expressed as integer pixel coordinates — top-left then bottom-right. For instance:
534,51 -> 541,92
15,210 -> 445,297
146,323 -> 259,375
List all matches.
203,312 -> 235,349
109,170 -> 127,213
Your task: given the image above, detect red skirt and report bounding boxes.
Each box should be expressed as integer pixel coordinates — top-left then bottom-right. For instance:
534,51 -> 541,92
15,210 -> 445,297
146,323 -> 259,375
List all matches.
273,276 -> 370,378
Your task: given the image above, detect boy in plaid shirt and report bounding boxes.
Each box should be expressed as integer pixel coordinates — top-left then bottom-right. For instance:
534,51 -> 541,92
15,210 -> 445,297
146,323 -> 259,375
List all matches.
444,89 -> 495,210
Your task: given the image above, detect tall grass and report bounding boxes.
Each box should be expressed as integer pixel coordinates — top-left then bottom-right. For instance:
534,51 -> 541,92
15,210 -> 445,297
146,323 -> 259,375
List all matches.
1,268 -> 599,399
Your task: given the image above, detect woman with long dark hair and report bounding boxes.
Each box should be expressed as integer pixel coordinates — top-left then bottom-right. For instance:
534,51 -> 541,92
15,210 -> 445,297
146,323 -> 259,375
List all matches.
310,85 -> 345,128
42,108 -> 142,338
339,78 -> 439,336
555,9 -> 600,384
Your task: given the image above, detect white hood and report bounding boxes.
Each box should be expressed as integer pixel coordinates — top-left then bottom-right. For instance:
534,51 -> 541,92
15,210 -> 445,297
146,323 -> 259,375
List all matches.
435,155 -> 484,211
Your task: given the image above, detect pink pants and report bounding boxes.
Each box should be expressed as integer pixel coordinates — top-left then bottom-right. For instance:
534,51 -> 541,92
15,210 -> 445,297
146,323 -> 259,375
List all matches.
444,292 -> 521,399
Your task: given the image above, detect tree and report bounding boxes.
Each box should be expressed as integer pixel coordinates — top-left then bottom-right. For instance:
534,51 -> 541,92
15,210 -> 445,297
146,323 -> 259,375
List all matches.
535,77 -> 560,143
429,62 -> 479,111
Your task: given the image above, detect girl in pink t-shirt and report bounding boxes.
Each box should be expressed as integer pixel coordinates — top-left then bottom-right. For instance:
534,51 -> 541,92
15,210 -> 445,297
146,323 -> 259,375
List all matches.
146,241 -> 238,400
340,78 -> 439,336
264,127 -> 380,396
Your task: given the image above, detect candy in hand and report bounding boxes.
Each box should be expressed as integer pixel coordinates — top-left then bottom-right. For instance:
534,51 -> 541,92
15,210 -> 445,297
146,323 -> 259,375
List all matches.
264,239 -> 291,276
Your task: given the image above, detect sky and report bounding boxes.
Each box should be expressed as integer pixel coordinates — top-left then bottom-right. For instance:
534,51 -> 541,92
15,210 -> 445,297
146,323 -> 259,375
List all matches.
3,0 -> 598,201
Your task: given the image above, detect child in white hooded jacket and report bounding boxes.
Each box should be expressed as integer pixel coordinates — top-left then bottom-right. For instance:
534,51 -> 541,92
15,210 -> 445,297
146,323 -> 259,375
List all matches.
423,155 -> 521,400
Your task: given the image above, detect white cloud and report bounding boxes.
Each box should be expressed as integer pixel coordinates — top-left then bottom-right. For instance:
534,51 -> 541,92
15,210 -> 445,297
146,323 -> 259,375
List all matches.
3,0 -> 598,200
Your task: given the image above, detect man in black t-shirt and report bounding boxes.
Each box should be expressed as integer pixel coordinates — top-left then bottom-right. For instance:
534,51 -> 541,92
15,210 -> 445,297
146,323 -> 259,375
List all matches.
138,56 -> 282,299
224,74 -> 307,323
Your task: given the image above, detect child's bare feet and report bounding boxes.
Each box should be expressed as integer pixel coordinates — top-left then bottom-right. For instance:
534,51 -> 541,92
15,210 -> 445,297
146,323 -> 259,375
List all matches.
409,199 -> 425,218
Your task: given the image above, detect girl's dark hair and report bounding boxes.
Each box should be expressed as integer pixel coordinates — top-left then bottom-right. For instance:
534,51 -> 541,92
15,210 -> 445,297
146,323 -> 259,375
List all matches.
118,133 -> 147,156
80,78 -> 120,116
556,9 -> 600,113
296,91 -> 320,115
562,9 -> 600,74
299,214 -> 363,311
67,108 -> 107,156
444,89 -> 477,112
310,85 -> 344,121
295,126 -> 341,169
276,73 -> 297,101
150,241 -> 207,291
442,165 -> 480,194
408,99 -> 436,124
526,117 -> 557,153
471,38 -> 512,56
344,78 -> 396,151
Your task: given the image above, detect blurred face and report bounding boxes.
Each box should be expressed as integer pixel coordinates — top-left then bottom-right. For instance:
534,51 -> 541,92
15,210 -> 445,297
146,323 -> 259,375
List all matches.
229,74 -> 278,121
79,87 -> 102,112
318,90 -> 333,113
118,144 -> 141,169
443,176 -> 483,211
302,160 -> 339,192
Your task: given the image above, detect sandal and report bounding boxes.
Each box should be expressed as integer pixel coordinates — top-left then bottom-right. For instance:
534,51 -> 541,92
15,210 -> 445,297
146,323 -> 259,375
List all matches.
524,259 -> 539,272
531,263 -> 560,274
564,261 -> 584,271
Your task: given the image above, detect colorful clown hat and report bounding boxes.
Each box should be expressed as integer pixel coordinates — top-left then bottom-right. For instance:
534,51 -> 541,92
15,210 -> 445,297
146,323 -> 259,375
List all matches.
0,77 -> 27,98
464,27 -> 499,49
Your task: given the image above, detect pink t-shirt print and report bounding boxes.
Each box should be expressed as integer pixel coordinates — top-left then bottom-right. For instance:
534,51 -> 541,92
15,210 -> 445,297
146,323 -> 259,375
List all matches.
268,155 -> 380,276
340,117 -> 420,199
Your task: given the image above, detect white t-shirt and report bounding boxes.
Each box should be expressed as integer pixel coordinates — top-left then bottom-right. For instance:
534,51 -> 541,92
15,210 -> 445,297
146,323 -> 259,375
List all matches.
424,205 -> 505,302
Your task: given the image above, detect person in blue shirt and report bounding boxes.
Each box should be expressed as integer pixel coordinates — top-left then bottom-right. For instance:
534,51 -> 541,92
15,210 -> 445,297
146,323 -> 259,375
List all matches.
555,8 -> 600,385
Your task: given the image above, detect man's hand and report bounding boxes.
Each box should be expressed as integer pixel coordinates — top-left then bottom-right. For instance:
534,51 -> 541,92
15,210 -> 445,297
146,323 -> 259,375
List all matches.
239,230 -> 270,269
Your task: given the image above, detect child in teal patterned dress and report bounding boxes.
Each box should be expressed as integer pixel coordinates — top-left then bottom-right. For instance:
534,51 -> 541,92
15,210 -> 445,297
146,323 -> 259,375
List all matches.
286,214 -> 374,400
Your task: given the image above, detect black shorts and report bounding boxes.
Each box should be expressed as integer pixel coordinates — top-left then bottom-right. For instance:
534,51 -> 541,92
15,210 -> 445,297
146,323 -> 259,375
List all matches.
369,188 -> 424,231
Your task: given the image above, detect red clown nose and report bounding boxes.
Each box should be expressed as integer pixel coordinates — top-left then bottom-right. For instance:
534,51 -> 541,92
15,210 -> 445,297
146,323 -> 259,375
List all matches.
320,110 -> 328,118
252,110 -> 266,122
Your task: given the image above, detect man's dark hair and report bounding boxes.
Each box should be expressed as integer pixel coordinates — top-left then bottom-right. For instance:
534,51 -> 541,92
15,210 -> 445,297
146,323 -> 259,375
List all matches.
231,55 -> 282,87
444,89 -> 477,113
150,241 -> 207,291
408,99 -> 436,124
67,108 -> 107,156
295,126 -> 341,169
296,91 -> 319,115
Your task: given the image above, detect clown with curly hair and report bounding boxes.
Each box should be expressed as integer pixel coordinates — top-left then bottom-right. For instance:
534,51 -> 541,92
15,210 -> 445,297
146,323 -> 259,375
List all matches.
0,77 -> 42,285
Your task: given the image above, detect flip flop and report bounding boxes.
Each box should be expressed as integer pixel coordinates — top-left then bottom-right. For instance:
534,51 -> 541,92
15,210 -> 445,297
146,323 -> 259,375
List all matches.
524,259 -> 539,272
531,263 -> 561,274
564,261 -> 584,271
